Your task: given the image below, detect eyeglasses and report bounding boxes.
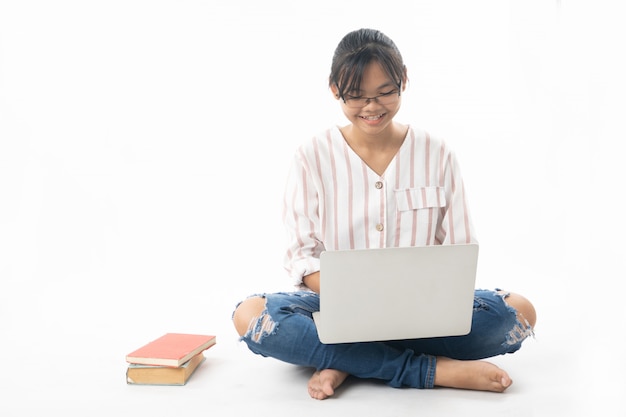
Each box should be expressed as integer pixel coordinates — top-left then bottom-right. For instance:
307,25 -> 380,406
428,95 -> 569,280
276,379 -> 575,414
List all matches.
341,90 -> 401,108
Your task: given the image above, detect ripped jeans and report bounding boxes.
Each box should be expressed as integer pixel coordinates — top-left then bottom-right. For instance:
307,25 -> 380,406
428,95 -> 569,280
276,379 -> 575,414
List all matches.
234,289 -> 534,389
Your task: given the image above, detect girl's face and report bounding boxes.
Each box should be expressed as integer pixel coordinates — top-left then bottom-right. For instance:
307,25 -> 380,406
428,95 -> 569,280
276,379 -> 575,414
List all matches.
332,61 -> 404,137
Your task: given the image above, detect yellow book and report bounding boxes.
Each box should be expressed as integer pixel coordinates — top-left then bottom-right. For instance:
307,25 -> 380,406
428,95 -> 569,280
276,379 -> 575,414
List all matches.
126,352 -> 205,385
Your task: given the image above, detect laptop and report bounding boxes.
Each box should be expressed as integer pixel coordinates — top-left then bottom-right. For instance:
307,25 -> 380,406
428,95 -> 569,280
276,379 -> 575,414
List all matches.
312,243 -> 479,344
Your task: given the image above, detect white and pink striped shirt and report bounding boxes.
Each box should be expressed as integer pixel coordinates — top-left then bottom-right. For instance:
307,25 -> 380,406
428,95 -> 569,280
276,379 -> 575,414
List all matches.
282,125 -> 477,285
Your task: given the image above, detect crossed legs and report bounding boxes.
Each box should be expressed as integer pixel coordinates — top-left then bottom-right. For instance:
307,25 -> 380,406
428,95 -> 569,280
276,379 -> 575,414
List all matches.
233,291 -> 536,400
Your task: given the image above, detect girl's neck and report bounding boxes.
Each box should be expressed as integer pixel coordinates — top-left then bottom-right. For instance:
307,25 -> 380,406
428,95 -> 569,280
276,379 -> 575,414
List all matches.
341,122 -> 408,152
340,122 -> 408,176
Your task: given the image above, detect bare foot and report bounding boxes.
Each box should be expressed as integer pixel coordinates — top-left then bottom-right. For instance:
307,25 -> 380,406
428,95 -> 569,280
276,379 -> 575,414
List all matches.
307,369 -> 349,400
434,357 -> 513,393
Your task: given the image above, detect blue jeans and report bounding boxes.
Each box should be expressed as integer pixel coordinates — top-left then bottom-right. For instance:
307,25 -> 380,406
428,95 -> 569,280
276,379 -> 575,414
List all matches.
234,289 -> 534,389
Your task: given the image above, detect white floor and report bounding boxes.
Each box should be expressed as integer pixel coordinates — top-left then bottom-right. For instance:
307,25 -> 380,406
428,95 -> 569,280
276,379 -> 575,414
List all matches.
0,279 -> 622,417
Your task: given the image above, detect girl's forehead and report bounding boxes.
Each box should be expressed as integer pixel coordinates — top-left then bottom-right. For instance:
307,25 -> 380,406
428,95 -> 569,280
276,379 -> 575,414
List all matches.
362,61 -> 392,79
351,62 -> 396,89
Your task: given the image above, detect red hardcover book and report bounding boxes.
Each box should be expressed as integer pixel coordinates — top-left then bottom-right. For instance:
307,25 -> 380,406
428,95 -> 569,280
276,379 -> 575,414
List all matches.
126,333 -> 216,367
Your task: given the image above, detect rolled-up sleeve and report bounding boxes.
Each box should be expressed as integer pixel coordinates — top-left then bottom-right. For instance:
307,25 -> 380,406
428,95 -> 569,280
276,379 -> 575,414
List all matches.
282,148 -> 325,285
435,149 -> 478,245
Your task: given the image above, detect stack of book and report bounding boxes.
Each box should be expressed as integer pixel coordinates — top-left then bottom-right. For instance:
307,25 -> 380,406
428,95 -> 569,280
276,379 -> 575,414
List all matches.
125,333 -> 216,385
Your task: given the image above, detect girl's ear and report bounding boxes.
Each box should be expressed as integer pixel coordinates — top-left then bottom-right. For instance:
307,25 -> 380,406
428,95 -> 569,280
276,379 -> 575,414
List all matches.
330,84 -> 341,100
401,66 -> 409,92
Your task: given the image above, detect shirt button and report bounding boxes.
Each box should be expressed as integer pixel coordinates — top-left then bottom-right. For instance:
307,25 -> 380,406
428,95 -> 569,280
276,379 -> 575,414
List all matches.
376,223 -> 384,231
375,181 -> 383,189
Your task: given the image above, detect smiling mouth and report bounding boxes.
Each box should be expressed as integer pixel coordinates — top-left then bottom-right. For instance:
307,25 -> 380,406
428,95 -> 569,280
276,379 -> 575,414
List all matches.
360,113 -> 385,121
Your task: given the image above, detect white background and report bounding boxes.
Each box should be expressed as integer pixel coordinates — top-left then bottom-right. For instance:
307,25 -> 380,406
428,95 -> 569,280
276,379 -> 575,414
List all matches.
1,1 -> 625,415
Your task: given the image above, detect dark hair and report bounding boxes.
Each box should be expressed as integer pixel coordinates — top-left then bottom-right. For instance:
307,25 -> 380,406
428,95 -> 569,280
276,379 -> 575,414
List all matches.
329,28 -> 407,99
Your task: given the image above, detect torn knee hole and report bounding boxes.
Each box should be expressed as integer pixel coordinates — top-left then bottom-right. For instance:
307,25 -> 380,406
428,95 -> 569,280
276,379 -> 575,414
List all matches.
246,309 -> 277,344
496,291 -> 536,344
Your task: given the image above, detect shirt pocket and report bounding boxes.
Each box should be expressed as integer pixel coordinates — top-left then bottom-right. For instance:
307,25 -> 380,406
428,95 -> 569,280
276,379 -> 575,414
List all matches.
394,186 -> 446,211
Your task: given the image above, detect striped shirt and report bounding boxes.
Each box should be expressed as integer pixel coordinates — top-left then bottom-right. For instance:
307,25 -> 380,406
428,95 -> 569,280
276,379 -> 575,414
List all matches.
282,125 -> 477,285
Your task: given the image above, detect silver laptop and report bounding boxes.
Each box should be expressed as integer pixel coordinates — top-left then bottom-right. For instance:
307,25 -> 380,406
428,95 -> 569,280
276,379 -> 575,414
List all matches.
312,244 -> 479,344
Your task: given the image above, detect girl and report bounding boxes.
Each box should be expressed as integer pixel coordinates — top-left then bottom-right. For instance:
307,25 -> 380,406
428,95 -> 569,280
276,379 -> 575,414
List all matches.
233,28 -> 536,400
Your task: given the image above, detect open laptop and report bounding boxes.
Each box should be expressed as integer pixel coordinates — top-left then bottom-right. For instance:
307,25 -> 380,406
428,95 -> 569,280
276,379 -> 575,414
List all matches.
312,243 -> 479,344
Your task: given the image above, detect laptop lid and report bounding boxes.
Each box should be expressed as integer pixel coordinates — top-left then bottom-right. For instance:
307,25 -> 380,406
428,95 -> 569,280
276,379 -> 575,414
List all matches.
312,244 -> 479,344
